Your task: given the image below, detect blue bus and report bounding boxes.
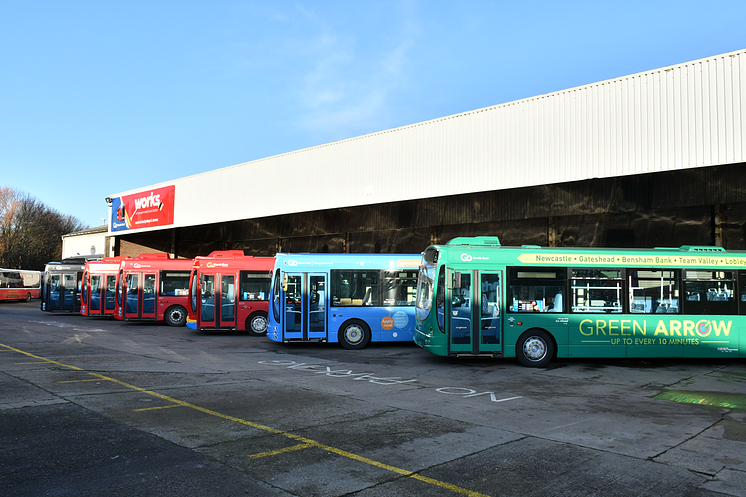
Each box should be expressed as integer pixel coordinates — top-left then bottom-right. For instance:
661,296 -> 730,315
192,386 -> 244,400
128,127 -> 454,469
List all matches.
267,253 -> 422,349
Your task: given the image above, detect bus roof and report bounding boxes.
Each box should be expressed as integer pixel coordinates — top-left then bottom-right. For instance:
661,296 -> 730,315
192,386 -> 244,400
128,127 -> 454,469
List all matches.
120,256 -> 194,270
84,256 -> 130,271
192,253 -> 274,271
134,252 -> 171,260
273,253 -> 422,270
44,262 -> 86,271
430,237 -> 746,269
205,250 -> 246,258
446,236 -> 501,246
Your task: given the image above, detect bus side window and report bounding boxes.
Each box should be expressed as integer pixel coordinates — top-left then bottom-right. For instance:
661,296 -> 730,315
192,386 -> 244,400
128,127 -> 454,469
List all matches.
507,267 -> 567,313
739,271 -> 746,315
239,270 -> 270,301
571,269 -> 622,313
550,290 -> 563,312
629,269 -> 680,314
331,270 -> 379,307
684,270 -> 736,315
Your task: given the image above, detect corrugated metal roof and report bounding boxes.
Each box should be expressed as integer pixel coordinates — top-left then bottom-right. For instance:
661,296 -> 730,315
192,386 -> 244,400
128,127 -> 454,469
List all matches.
110,49 -> 746,233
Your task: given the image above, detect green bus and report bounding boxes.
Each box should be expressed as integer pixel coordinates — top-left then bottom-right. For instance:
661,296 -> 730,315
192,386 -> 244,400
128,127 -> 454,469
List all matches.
414,237 -> 745,367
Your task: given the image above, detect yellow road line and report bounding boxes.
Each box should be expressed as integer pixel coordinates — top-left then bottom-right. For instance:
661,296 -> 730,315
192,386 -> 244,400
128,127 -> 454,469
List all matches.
133,404 -> 183,412
57,379 -> 105,383
0,342 -> 490,497
249,443 -> 314,458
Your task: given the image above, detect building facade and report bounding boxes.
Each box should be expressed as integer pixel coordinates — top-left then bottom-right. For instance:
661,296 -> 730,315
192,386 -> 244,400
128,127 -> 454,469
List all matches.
61,225 -> 109,259
106,50 -> 746,258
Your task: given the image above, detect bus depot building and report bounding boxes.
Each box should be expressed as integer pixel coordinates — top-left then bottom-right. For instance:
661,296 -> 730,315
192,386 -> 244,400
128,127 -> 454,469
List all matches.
104,49 -> 746,259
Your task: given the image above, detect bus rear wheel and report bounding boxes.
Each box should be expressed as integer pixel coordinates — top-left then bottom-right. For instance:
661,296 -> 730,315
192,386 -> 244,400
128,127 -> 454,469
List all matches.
247,312 -> 268,336
339,320 -> 371,350
165,305 -> 187,327
516,329 -> 554,368
25,293 -> 32,302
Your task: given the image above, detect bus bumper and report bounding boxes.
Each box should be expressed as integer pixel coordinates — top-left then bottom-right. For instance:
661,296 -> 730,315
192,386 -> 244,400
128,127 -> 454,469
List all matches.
414,327 -> 447,356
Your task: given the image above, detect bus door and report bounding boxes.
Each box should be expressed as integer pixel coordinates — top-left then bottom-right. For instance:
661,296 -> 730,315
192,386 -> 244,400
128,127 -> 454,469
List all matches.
105,275 -> 117,313
198,272 -> 237,329
47,272 -> 78,312
124,272 -> 157,320
47,274 -> 62,311
448,270 -> 503,355
282,272 -> 327,341
89,274 -> 103,314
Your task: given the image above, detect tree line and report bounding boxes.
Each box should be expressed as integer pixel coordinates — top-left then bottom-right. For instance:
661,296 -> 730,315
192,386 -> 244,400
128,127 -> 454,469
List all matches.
0,186 -> 88,271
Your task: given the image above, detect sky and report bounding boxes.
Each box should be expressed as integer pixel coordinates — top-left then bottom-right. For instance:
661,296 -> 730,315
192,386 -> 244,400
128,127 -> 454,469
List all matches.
1,1 -> 745,229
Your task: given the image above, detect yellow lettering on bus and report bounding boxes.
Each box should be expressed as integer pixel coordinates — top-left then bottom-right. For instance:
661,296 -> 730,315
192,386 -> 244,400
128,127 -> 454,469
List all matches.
608,320 -> 619,336
621,320 -> 631,336
596,320 -> 607,336
712,321 -> 732,337
683,320 -> 695,337
579,319 -> 593,336
633,321 -> 647,336
670,321 -> 682,336
654,321 -> 669,336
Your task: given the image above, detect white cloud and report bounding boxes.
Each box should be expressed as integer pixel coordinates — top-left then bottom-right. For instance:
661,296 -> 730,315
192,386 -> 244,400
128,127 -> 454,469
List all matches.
291,13 -> 416,140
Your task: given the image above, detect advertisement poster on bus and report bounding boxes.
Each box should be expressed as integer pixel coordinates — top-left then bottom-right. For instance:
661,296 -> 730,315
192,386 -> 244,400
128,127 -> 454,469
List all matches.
110,185 -> 175,232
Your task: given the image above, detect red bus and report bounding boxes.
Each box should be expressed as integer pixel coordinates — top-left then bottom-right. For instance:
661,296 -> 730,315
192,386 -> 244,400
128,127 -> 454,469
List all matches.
81,257 -> 129,316
186,251 -> 274,335
0,268 -> 41,301
115,253 -> 193,326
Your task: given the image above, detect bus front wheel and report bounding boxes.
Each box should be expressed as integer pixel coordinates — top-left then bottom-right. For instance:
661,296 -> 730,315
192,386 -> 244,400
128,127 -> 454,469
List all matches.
25,293 -> 32,302
516,329 -> 554,368
339,320 -> 371,350
247,312 -> 268,336
165,305 -> 187,327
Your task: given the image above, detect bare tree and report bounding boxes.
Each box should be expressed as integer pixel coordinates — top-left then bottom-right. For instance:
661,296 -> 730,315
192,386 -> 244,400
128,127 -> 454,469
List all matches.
0,187 -> 88,270
0,186 -> 22,263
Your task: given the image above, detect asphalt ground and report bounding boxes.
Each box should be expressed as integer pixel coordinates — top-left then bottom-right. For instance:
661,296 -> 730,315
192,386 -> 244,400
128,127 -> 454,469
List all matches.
1,300 -> 745,497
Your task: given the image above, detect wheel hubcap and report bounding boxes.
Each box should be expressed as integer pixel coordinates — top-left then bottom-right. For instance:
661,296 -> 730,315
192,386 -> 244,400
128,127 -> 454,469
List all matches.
344,326 -> 363,344
523,337 -> 547,362
252,316 -> 268,333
